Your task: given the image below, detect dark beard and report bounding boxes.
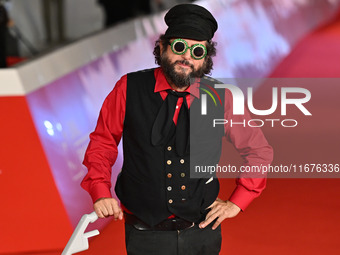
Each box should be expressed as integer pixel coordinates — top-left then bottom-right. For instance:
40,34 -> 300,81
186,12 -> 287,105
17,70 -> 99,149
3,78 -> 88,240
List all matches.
160,53 -> 206,88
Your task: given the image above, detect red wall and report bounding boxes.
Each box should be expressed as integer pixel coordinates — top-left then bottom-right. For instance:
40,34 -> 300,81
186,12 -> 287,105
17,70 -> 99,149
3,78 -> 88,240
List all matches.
0,97 -> 72,253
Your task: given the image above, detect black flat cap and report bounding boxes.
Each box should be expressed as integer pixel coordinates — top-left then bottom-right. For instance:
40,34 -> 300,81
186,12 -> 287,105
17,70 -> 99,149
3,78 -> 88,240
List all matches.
164,4 -> 218,41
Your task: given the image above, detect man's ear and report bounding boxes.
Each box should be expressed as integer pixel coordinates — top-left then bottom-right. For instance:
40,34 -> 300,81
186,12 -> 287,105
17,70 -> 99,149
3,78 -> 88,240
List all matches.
159,42 -> 164,56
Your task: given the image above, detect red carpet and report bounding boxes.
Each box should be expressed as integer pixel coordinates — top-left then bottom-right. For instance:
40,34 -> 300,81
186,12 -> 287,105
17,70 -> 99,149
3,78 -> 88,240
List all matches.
80,16 -> 340,255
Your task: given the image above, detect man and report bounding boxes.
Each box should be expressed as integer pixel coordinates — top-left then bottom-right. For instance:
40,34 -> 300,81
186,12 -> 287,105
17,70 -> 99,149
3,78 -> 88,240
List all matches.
0,1 -> 9,68
81,4 -> 273,254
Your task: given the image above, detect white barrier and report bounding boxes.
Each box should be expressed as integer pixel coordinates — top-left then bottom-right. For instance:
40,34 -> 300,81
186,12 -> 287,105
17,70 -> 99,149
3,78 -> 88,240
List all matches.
62,212 -> 99,255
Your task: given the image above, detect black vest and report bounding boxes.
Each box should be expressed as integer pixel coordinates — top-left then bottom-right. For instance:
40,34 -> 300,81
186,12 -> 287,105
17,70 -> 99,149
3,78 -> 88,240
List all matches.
115,68 -> 224,226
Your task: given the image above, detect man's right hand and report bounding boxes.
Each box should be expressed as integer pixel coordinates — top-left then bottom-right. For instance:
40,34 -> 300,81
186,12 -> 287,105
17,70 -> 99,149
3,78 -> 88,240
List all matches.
94,197 -> 123,220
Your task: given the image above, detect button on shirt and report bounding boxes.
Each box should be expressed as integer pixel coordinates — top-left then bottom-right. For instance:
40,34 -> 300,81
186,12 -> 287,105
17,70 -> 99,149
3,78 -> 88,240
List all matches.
81,67 -> 273,211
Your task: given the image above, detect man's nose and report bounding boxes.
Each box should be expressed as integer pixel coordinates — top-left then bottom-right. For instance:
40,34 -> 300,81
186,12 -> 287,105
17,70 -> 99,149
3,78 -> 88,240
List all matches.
182,49 -> 192,60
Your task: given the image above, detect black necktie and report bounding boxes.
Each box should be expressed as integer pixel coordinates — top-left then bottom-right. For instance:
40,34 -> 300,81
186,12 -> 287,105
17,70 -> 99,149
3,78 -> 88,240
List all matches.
151,90 -> 190,156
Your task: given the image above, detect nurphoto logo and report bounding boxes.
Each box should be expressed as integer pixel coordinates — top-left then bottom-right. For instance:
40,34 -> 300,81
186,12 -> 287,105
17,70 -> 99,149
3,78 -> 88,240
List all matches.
200,83 -> 312,128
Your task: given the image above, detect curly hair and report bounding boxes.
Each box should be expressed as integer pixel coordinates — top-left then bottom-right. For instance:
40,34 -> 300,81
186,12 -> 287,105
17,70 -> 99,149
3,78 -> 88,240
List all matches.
153,34 -> 217,75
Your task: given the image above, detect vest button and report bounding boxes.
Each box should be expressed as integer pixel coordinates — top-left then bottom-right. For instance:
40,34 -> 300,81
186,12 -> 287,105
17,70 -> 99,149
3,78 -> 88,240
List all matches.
180,159 -> 185,164
167,173 -> 172,178
181,185 -> 186,190
180,173 -> 185,178
167,186 -> 172,191
168,199 -> 173,204
167,160 -> 172,165
167,146 -> 172,151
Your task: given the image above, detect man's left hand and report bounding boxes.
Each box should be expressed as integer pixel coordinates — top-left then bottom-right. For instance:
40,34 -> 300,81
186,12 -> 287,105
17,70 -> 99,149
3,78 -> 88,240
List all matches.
199,198 -> 241,230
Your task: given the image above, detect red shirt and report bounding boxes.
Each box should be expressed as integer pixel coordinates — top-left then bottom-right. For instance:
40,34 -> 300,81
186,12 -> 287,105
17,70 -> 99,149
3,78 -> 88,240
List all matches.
81,67 -> 273,211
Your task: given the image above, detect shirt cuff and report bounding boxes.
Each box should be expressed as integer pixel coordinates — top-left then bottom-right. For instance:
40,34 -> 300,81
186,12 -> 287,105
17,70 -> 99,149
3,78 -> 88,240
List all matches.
90,182 -> 112,203
228,184 -> 256,211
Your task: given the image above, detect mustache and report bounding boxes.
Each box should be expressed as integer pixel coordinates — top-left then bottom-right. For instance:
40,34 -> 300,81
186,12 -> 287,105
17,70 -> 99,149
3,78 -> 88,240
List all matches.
175,60 -> 194,69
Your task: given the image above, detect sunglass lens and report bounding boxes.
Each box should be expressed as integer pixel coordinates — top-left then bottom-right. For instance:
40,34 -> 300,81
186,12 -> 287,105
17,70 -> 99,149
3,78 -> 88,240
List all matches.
174,41 -> 185,53
193,46 -> 205,58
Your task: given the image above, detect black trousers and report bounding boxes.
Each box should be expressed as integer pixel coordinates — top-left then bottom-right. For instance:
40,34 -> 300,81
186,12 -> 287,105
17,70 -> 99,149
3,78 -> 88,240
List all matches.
125,222 -> 222,255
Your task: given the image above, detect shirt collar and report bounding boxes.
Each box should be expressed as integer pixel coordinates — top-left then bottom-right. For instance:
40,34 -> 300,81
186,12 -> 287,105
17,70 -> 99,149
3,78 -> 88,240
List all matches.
154,67 -> 200,98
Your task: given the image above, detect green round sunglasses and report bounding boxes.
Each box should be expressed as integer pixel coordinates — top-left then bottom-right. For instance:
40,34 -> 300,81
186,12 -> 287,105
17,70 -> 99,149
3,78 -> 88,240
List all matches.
169,39 -> 207,60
